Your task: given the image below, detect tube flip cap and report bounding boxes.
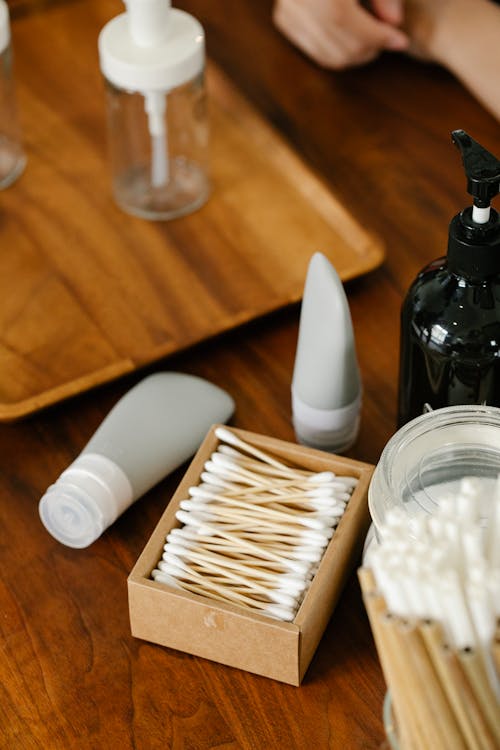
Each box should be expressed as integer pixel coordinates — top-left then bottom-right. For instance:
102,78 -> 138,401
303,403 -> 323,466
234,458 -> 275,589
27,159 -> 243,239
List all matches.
39,453 -> 133,549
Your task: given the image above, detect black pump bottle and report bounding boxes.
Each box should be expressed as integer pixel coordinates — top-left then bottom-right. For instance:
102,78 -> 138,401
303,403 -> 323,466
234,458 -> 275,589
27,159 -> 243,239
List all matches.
398,130 -> 500,426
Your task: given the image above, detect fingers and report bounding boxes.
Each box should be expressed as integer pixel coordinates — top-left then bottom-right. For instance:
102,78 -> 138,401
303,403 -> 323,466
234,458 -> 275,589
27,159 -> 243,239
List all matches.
273,0 -> 409,70
370,0 -> 405,25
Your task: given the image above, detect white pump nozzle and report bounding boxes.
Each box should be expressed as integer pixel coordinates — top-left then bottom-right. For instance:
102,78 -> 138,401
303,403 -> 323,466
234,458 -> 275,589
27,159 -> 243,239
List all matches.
125,0 -> 171,48
472,205 -> 491,224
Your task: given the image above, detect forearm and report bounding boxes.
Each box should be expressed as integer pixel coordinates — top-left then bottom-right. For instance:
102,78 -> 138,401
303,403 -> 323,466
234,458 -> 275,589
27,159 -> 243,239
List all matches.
406,0 -> 500,121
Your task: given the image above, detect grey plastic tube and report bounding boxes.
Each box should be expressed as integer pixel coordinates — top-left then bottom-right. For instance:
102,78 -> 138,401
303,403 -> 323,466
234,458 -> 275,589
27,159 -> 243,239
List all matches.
39,372 -> 234,548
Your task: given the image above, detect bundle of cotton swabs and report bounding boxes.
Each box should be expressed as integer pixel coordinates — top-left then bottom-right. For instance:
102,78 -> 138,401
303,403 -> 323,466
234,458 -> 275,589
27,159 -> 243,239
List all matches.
370,477 -> 500,657
360,476 -> 500,750
152,427 -> 358,621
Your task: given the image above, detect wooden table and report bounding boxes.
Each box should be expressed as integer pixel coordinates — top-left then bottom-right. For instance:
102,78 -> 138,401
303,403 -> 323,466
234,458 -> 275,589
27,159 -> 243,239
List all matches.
1,1 -> 498,747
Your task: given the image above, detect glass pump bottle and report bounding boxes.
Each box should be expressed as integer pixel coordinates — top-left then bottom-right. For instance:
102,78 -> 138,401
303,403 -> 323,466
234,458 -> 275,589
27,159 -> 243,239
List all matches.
398,130 -> 500,426
0,0 -> 25,189
98,0 -> 209,220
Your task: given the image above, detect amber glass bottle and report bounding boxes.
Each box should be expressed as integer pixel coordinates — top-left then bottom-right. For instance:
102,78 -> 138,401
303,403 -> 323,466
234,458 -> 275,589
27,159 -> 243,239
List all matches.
398,131 -> 500,426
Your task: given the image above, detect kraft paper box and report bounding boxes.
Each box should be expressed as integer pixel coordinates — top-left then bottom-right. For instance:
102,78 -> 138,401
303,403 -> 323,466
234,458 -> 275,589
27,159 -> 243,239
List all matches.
128,426 -> 374,685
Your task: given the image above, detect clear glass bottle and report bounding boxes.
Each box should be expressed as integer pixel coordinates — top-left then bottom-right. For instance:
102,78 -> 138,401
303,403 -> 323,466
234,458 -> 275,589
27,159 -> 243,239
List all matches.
0,0 -> 25,189
98,0 -> 209,220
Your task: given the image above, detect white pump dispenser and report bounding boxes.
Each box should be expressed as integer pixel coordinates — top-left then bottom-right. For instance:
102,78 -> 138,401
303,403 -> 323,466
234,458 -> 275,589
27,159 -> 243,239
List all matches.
98,0 -> 209,219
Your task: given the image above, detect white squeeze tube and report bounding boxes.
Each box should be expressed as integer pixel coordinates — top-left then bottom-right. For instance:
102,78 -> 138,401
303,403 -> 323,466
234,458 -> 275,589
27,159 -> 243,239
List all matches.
39,373 -> 234,549
126,0 -> 171,188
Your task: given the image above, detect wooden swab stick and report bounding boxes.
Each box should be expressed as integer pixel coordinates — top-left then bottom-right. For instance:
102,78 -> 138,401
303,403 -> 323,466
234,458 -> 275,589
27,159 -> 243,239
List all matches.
357,568 -> 422,750
398,619 -> 467,749
165,540 -> 308,587
458,647 -> 500,744
493,625 -> 500,678
179,503 -> 334,535
420,620 -> 495,750
216,445 -> 359,488
214,426 -> 296,472
175,510 -> 314,570
163,546 -> 303,602
152,569 -> 295,620
182,495 -> 339,528
169,527 -> 324,558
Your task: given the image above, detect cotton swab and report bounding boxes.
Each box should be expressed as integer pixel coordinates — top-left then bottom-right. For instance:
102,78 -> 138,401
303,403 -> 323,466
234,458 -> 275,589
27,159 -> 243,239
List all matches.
162,548 -> 304,603
214,426 -> 295,472
179,498 -> 338,530
151,427 -> 358,621
152,569 -> 296,621
165,537 -> 309,588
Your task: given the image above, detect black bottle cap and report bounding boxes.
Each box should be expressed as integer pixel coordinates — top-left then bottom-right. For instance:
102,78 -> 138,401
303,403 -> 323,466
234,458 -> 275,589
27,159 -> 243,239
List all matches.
447,130 -> 500,278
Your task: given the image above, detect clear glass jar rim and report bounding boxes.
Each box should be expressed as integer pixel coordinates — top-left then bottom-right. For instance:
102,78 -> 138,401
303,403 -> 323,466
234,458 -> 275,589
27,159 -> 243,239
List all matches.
368,405 -> 500,531
381,404 -> 500,471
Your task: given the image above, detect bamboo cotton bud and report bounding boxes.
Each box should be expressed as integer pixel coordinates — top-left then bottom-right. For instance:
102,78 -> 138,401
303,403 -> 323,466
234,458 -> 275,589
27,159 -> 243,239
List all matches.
153,426 -> 358,621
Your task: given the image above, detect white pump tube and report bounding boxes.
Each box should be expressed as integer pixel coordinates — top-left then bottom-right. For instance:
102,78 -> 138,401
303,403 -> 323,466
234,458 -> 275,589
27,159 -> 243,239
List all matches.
125,0 -> 171,188
145,90 -> 169,187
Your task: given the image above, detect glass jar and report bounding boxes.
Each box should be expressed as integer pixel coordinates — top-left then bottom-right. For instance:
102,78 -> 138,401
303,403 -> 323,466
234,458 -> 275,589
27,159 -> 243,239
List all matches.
103,72 -> 209,220
368,405 -> 500,538
0,0 -> 25,189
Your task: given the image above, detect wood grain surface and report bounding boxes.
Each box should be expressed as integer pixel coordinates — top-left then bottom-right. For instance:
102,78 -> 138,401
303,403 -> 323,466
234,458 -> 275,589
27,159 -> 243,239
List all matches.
1,0 -> 499,748
0,0 -> 382,421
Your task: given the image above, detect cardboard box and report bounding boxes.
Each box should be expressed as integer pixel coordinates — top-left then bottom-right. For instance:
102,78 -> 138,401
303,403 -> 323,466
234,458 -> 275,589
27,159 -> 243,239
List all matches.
128,426 -> 374,685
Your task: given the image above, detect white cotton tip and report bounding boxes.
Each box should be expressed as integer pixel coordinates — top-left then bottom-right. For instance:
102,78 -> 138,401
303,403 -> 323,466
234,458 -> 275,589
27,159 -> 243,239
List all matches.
167,527 -> 202,543
180,503 -> 216,521
152,569 -> 183,588
179,499 -> 196,511
265,589 -> 299,607
264,604 -> 296,621
313,508 -> 346,521
288,547 -> 323,563
198,482 -> 222,494
200,471 -> 233,488
204,460 -> 238,480
303,487 -> 334,498
157,558 -> 188,577
210,452 -> 234,467
295,529 -> 331,544
189,486 -> 219,500
216,444 -> 241,457
279,574 -> 309,592
298,515 -> 330,530
175,510 -> 217,535
281,558 -> 314,575
312,471 -> 338,482
165,532 -> 195,549
161,552 -> 188,570
307,500 -> 346,513
214,426 -> 239,445
165,542 -> 191,559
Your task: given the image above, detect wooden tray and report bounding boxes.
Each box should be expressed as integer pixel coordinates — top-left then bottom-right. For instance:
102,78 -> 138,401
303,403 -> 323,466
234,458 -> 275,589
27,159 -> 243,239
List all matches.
0,0 -> 383,421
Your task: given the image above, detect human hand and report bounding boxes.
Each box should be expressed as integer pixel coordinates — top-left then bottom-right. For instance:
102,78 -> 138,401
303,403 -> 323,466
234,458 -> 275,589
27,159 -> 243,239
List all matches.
402,0 -> 456,61
273,0 -> 409,70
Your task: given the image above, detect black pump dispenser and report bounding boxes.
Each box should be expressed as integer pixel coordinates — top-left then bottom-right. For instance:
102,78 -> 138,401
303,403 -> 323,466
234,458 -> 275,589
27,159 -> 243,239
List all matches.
398,130 -> 500,426
447,130 -> 500,278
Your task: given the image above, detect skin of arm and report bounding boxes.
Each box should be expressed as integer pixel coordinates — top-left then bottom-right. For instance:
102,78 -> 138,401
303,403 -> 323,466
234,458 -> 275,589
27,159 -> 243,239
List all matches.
404,0 -> 500,121
273,0 -> 408,69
